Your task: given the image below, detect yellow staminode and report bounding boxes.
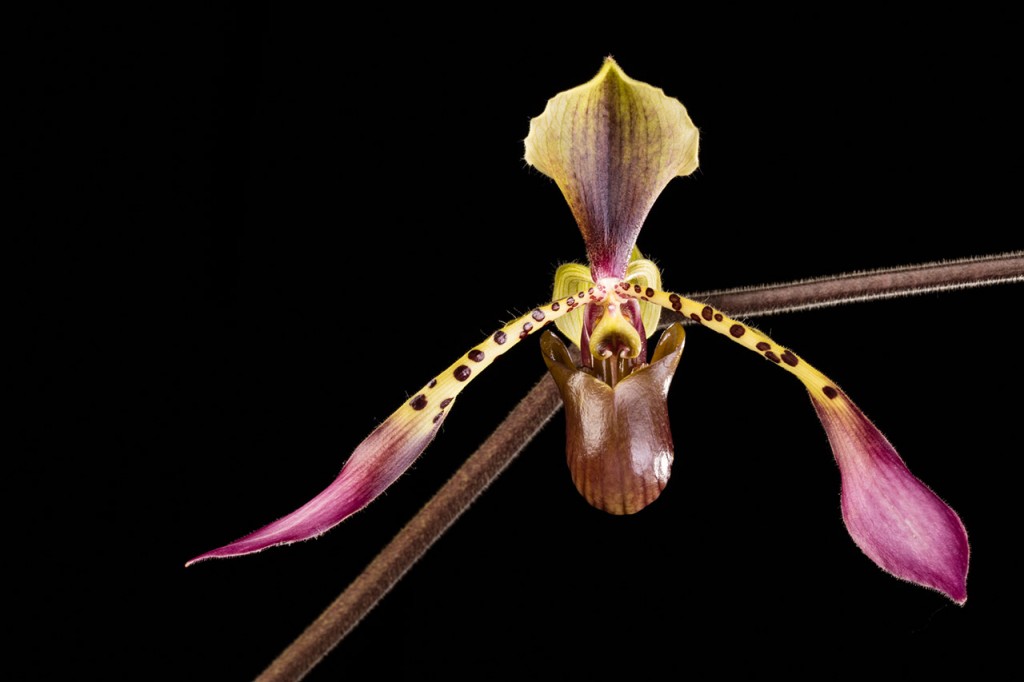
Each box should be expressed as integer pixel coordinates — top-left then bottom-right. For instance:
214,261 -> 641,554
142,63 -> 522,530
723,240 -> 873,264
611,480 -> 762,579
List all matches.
552,247 -> 662,348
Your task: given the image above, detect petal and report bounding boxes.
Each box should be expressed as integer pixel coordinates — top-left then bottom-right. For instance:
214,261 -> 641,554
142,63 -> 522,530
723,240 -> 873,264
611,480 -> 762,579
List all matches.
186,410 -> 444,564
812,392 -> 970,604
188,295 -> 579,564
624,284 -> 969,601
540,323 -> 686,514
524,58 -> 699,280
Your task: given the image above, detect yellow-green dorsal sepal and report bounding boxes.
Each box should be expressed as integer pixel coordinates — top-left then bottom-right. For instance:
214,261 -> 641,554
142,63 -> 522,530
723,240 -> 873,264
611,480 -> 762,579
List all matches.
524,57 -> 699,279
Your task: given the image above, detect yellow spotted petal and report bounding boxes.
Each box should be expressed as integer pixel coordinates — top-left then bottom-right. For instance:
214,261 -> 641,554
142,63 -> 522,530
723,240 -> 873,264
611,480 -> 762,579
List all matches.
187,296 -> 579,564
618,284 -> 970,603
525,57 -> 699,280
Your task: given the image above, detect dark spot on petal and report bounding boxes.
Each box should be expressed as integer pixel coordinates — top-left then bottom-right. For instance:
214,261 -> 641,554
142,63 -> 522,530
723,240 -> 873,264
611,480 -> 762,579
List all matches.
765,351 -> 781,364
823,386 -> 839,399
756,342 -> 771,351
454,365 -> 471,381
689,313 -> 702,324
714,313 -> 723,322
578,291 -> 585,298
552,302 -> 560,311
729,324 -> 745,337
428,379 -> 437,388
409,394 -> 428,410
701,306 -> 714,321
493,331 -> 507,345
523,321 -> 533,333
669,293 -> 682,311
532,309 -> 545,322
634,284 -> 642,294
567,297 -> 575,307
440,397 -> 453,408
620,281 -> 630,290
646,287 -> 655,298
588,287 -> 594,295
781,350 -> 799,366
468,349 -> 485,362
433,411 -> 444,424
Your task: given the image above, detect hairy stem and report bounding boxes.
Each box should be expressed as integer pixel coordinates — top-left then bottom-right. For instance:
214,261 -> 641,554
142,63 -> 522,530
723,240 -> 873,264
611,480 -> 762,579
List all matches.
256,375 -> 563,682
257,252 -> 1023,681
675,251 -> 1024,321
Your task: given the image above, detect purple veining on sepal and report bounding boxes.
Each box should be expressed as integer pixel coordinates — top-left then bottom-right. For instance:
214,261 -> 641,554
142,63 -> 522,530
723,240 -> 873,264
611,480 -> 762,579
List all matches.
187,416 -> 442,565
812,392 -> 969,603
524,59 -> 699,280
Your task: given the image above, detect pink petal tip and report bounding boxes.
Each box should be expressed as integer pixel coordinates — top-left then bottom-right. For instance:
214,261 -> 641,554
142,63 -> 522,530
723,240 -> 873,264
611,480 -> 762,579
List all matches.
187,413 -> 441,566
813,391 -> 969,604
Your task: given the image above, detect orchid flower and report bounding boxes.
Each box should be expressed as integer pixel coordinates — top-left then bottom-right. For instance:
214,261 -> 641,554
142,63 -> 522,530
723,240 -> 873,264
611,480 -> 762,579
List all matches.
189,58 -> 969,605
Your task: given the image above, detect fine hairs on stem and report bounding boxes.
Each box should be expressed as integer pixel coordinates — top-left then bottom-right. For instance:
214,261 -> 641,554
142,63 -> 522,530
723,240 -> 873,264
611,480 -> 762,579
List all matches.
257,252 -> 1023,682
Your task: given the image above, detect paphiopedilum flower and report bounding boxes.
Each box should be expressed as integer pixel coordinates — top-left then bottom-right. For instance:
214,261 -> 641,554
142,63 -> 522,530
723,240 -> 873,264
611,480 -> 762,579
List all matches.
189,58 -> 969,604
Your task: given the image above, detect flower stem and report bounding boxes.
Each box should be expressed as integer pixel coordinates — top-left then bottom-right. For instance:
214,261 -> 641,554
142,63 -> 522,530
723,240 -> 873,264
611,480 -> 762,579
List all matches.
678,251 -> 1024,320
256,252 -> 1023,681
256,374 -> 564,682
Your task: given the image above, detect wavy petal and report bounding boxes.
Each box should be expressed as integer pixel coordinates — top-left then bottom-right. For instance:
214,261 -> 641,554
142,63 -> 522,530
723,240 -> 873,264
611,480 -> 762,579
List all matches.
186,412 -> 443,564
524,58 -> 699,279
540,323 -> 686,514
812,392 -> 969,603
625,284 -> 969,601
187,295 -> 577,564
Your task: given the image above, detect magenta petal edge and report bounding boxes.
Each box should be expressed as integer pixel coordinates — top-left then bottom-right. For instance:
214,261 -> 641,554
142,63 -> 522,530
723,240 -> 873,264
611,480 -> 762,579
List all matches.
812,391 -> 969,604
186,418 -> 441,565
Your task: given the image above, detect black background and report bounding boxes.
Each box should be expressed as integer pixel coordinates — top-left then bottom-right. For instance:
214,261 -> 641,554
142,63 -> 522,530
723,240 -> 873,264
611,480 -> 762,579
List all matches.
19,6 -> 1022,680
